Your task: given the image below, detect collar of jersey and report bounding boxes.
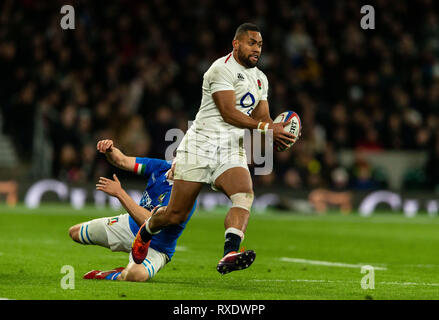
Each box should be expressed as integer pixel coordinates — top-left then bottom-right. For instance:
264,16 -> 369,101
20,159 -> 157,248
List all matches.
230,52 -> 248,71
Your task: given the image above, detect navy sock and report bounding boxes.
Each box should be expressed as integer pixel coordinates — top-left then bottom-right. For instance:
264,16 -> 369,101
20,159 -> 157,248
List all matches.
224,233 -> 241,256
140,224 -> 152,242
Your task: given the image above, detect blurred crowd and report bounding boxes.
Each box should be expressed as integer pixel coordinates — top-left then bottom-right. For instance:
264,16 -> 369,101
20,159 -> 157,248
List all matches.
0,0 -> 438,190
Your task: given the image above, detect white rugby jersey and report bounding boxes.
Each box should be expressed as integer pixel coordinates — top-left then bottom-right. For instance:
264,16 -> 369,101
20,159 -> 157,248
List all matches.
186,52 -> 269,142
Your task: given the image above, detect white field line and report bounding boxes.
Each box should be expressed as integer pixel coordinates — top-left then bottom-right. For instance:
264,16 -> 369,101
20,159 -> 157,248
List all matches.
401,264 -> 439,268
175,246 -> 188,251
280,257 -> 388,270
252,279 -> 439,287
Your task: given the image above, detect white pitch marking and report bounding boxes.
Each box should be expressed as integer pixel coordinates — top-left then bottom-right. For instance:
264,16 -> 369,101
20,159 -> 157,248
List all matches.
401,264 -> 439,268
252,279 -> 439,287
175,246 -> 188,251
253,279 -> 342,283
381,281 -> 439,287
280,257 -> 387,270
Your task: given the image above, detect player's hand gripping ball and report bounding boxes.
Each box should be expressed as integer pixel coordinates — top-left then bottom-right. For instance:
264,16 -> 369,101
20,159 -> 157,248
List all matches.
273,111 -> 301,152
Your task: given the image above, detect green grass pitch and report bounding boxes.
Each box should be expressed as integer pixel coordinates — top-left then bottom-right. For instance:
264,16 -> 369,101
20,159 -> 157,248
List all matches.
1,204 -> 439,300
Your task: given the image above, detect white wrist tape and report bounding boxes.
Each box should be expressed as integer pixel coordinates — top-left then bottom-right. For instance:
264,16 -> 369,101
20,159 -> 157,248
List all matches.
257,122 -> 269,134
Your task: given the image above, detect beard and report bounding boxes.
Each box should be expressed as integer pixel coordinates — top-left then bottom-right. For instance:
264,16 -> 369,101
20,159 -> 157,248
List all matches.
238,48 -> 258,68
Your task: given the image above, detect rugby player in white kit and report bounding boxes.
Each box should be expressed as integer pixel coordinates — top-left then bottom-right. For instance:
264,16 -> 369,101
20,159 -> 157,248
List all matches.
132,23 -> 297,274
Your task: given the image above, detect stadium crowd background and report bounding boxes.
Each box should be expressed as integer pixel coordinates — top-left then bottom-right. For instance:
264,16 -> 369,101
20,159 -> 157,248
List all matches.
1,0 -> 438,192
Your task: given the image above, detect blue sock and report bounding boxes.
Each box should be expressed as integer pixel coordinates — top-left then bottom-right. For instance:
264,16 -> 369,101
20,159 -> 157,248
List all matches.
104,272 -> 121,280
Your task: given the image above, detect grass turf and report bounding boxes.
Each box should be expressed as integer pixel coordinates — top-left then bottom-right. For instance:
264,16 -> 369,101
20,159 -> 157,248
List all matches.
1,204 -> 439,300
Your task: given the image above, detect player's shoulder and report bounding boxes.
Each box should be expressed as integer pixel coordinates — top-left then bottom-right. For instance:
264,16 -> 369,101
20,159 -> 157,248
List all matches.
206,53 -> 235,75
215,52 -> 234,66
254,67 -> 268,83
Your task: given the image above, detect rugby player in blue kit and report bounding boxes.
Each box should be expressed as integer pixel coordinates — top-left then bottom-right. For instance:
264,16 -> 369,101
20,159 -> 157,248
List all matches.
68,139 -> 196,282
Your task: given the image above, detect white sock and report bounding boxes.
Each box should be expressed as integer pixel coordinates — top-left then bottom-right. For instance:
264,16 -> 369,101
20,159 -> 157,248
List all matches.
145,217 -> 161,235
225,227 -> 245,241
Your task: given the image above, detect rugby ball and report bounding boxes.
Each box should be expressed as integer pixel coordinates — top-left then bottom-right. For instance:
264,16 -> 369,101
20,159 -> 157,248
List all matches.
273,111 -> 301,152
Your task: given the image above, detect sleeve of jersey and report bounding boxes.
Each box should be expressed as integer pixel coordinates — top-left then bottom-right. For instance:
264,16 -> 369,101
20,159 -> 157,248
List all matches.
261,74 -> 269,101
133,157 -> 171,177
208,65 -> 235,94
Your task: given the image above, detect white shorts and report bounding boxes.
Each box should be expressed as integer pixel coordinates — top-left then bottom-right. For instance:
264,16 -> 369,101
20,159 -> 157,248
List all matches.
174,131 -> 249,190
79,213 -> 169,278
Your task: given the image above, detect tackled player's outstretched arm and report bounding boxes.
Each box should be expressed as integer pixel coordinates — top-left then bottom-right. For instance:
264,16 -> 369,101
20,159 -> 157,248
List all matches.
113,188 -> 151,226
106,147 -> 136,171
96,174 -> 151,226
212,90 -> 260,130
97,139 -> 136,171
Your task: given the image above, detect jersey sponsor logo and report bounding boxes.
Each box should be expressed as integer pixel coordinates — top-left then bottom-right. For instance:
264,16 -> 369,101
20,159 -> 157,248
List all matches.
240,92 -> 255,108
240,92 -> 256,115
237,73 -> 245,81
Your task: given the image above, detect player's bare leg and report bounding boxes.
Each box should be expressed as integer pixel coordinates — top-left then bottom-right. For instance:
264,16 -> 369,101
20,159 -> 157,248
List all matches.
118,262 -> 149,282
131,180 -> 202,264
214,167 -> 256,274
215,167 -> 253,233
68,224 -> 82,243
69,222 -> 127,281
149,180 -> 202,231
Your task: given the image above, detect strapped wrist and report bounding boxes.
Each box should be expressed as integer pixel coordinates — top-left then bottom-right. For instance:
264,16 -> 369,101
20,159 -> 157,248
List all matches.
257,121 -> 269,134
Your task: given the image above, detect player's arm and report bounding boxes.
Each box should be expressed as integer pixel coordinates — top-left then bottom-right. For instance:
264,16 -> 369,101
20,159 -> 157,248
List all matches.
210,66 -> 261,130
213,92 -> 295,148
97,139 -> 136,172
209,65 -> 295,145
250,100 -> 273,124
250,100 -> 300,148
212,90 -> 261,129
96,174 -> 151,226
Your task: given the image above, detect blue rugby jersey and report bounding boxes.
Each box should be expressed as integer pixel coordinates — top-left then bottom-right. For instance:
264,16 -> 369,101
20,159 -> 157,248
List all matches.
128,157 -> 196,260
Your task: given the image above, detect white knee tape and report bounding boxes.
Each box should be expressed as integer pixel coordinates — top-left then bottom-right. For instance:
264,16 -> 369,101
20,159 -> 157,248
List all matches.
230,192 -> 254,212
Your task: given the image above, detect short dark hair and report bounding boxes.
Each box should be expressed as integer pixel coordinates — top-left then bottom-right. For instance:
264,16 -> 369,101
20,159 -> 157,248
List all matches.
234,23 -> 260,40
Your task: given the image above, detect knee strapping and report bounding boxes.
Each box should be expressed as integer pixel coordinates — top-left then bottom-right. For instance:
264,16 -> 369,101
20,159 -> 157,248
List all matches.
230,192 -> 254,212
